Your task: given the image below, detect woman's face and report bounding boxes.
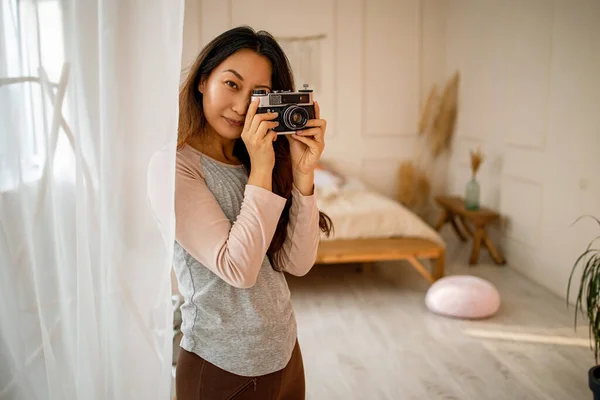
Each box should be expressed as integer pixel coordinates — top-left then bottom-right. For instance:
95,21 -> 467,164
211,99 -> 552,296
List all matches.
199,49 -> 273,139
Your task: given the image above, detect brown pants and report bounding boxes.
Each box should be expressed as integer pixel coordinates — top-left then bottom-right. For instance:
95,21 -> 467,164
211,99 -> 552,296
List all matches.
175,340 -> 305,400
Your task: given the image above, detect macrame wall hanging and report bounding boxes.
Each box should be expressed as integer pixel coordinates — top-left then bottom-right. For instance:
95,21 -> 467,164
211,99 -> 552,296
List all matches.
275,34 -> 326,92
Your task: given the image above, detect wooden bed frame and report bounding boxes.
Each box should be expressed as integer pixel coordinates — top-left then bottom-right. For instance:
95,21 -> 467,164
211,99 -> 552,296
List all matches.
315,237 -> 445,284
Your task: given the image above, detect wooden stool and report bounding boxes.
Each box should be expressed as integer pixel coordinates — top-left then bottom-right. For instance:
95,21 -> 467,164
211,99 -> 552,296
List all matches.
434,195 -> 506,265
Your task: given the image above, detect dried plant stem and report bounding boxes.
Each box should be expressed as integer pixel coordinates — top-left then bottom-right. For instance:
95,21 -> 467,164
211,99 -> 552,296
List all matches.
470,147 -> 484,178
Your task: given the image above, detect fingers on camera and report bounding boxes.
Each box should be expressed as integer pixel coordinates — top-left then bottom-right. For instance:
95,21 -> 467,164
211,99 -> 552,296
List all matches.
257,120 -> 279,137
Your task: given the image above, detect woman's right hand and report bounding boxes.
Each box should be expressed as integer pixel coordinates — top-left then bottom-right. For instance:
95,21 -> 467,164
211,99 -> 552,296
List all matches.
241,98 -> 279,172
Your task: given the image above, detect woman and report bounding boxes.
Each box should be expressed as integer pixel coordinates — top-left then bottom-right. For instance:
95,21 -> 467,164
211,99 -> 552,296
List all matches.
173,25 -> 332,400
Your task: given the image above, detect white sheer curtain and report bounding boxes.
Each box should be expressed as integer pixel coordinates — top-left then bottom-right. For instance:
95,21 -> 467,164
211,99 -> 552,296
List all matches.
0,1 -> 184,399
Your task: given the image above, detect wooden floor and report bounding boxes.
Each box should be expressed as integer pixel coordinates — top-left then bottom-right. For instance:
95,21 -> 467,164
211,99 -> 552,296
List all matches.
287,240 -> 591,400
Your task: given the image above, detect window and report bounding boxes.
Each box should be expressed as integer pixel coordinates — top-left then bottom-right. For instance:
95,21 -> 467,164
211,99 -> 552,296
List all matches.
0,0 -> 67,190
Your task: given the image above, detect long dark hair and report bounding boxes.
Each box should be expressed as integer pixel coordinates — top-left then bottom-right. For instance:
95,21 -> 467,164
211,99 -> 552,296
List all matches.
178,26 -> 333,271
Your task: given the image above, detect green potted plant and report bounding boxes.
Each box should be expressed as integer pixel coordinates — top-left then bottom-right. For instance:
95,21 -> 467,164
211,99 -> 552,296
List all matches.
567,215 -> 600,399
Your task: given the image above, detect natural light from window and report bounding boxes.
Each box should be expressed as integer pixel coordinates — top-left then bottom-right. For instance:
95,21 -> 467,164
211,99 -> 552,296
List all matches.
0,0 -> 68,190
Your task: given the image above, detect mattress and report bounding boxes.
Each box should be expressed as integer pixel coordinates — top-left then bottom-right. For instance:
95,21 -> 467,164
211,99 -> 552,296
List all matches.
315,177 -> 444,246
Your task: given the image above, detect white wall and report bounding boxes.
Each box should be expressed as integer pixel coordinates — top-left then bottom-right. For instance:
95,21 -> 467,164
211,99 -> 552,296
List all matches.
183,0 -> 439,198
181,0 -> 202,77
441,0 -> 600,300
181,0 -> 600,301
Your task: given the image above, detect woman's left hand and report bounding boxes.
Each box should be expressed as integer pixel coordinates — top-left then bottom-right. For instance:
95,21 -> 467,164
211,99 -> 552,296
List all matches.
287,101 -> 326,175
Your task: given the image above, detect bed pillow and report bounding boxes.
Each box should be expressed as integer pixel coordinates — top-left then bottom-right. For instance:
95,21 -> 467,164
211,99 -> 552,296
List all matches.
425,275 -> 500,319
314,168 -> 343,200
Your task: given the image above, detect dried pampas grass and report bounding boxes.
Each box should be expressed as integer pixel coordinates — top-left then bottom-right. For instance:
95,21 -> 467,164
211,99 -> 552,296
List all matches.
430,71 -> 460,157
415,173 -> 431,209
470,147 -> 484,177
398,161 -> 418,208
418,85 -> 438,136
398,70 -> 460,224
397,160 -> 431,213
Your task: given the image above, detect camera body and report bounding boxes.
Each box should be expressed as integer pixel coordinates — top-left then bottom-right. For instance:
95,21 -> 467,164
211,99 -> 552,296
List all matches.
251,85 -> 315,134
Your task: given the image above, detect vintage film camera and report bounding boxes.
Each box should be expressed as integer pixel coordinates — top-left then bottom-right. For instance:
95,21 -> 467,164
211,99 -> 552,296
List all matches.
251,84 -> 316,134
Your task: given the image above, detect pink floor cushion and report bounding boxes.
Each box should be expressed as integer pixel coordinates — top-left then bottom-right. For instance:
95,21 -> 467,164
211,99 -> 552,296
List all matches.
425,275 -> 501,319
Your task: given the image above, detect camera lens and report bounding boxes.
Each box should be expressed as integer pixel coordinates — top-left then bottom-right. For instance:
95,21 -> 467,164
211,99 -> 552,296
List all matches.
282,106 -> 309,130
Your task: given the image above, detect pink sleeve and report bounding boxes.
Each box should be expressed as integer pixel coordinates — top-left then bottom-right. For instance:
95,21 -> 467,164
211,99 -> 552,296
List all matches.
273,184 -> 321,276
175,152 -> 287,288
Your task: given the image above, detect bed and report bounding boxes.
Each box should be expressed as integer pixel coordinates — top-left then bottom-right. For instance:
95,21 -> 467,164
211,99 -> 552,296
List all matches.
313,167 -> 446,284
